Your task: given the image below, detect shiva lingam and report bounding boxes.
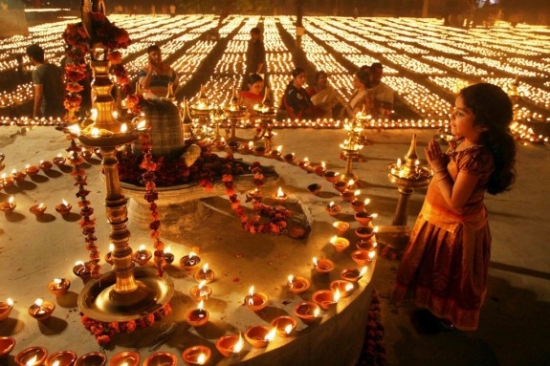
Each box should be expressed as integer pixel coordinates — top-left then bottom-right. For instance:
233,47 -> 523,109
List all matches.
222,88 -> 247,141
385,134 -> 432,251
66,7 -> 173,324
338,110 -> 365,182
190,84 -> 216,125
253,87 -> 277,154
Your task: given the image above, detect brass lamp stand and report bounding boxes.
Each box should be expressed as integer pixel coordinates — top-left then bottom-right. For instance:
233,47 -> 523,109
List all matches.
253,88 -> 277,153
71,43 -> 173,322
222,88 -> 247,141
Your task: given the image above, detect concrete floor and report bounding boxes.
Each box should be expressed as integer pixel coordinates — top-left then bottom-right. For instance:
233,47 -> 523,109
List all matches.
0,126 -> 549,365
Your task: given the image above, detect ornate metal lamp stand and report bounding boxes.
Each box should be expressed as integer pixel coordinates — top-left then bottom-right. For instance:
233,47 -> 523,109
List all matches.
253,88 -> 277,152
338,112 -> 366,182
222,88 -> 247,141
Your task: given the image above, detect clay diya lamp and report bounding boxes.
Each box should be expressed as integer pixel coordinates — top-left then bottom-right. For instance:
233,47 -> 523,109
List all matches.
193,263 -> 215,283
354,212 -> 377,226
0,337 -> 15,357
346,179 -> 357,190
182,345 -> 211,366
0,196 -> 16,213
330,280 -> 355,298
53,154 -> 66,166
185,300 -> 210,327
312,257 -> 334,274
214,137 -> 227,150
244,286 -> 269,312
46,350 -> 77,366
25,164 -> 40,177
132,245 -> 152,266
11,169 -> 26,183
55,200 -> 72,216
143,352 -> 177,366
332,221 -> 350,235
244,326 -> 276,349
190,281 -> 212,302
293,301 -> 321,323
330,236 -> 350,253
355,226 -> 376,240
312,289 -> 339,310
72,261 -> 92,281
0,298 -> 14,321
271,315 -> 297,337
333,181 -> 349,193
351,198 -> 370,213
323,170 -> 340,183
180,251 -> 201,271
48,278 -> 71,296
283,153 -> 295,163
39,160 -> 53,172
81,149 -> 93,159
340,190 -> 355,202
287,275 -> 310,294
2,173 -> 13,188
30,203 -> 47,217
216,334 -> 244,357
324,201 -> 341,216
108,351 -> 139,366
313,162 -> 327,176
163,247 -> 175,265
28,298 -> 55,321
307,183 -> 322,195
253,146 -> 266,156
15,346 -> 48,366
351,249 -> 371,267
270,146 -> 282,158
340,267 -> 368,282
298,157 -> 310,170
356,239 -> 377,251
75,352 -> 107,366
228,140 -> 240,152
272,187 -> 288,203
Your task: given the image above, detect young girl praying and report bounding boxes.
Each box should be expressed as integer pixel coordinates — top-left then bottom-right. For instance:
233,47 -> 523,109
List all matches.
392,83 -> 517,331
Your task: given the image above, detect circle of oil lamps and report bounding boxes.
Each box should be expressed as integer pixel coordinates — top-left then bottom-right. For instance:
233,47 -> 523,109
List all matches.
287,275 -> 310,294
181,345 -> 211,366
215,334 -> 245,358
47,278 -> 71,297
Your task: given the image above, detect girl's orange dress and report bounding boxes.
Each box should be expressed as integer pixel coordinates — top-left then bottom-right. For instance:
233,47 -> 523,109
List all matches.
393,140 -> 495,331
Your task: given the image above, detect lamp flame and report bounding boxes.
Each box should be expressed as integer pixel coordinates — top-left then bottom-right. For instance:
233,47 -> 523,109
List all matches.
120,123 -> 128,133
359,266 -> 368,277
265,327 -> 277,342
285,324 -> 293,334
234,335 -> 244,353
62,199 -> 68,206
203,263 -> 209,273
7,298 -> 13,306
139,244 -> 146,251
333,289 -> 341,302
249,286 -> 255,296
287,275 -> 294,286
25,355 -> 37,366
312,257 -> 318,266
34,298 -> 43,307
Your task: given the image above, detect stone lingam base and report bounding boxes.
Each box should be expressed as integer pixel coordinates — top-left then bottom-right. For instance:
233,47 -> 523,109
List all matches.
122,167 -> 280,238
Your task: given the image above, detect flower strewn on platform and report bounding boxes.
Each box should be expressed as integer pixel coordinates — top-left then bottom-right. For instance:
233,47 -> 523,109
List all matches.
81,303 -> 172,346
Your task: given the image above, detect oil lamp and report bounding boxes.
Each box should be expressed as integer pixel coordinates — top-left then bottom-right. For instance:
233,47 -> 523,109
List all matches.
244,326 -> 276,348
48,278 -> 71,296
244,285 -> 269,312
182,345 -> 211,366
55,199 -> 72,216
0,196 -> 16,213
312,257 -> 334,273
216,334 -> 244,357
0,298 -> 14,321
132,245 -> 152,266
28,298 -> 55,321
180,252 -> 201,270
29,203 -> 47,217
185,300 -> 209,327
271,315 -> 297,336
193,263 -> 215,283
293,301 -> 321,323
190,280 -> 212,302
287,275 -> 310,294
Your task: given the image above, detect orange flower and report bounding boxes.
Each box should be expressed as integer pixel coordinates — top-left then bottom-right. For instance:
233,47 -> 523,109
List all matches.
107,51 -> 122,65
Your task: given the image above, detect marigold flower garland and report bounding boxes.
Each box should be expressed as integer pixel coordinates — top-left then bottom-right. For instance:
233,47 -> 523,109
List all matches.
138,132 -> 166,277
66,138 -> 101,278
